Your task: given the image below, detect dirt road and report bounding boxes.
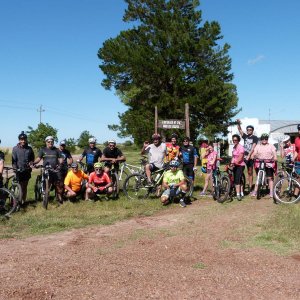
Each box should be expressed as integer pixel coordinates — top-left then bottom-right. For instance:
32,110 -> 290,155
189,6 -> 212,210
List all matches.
0,198 -> 299,299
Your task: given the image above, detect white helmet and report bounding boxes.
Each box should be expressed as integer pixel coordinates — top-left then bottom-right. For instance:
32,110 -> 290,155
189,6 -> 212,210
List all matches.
88,137 -> 96,143
45,136 -> 54,142
108,139 -> 116,144
282,136 -> 290,143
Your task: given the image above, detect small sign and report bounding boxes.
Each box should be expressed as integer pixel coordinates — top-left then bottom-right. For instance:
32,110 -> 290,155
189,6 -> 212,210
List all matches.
158,119 -> 185,129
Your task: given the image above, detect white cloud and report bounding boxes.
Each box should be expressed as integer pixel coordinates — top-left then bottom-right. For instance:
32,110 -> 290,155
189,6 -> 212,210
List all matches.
247,54 -> 265,65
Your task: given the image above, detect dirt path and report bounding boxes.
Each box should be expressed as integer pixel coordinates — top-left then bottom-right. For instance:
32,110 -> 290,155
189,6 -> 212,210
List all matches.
0,199 -> 299,299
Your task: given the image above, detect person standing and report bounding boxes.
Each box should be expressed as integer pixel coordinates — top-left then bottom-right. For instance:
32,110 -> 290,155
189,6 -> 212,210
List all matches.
165,133 -> 180,162
237,119 -> 258,190
101,140 -> 126,173
12,131 -> 35,204
0,139 -> 4,189
33,136 -> 64,204
280,136 -> 295,164
59,140 -> 73,182
230,134 -> 245,200
78,137 -> 102,174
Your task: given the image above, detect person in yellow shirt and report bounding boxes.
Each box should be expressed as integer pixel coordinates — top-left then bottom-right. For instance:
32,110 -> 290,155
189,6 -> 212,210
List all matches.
64,162 -> 88,199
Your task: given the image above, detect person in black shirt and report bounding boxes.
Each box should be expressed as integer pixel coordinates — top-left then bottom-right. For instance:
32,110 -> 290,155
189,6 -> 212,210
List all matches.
59,140 -> 73,182
78,137 -> 102,174
0,139 -> 4,189
237,119 -> 258,190
33,136 -> 64,204
12,131 -> 35,204
101,140 -> 126,173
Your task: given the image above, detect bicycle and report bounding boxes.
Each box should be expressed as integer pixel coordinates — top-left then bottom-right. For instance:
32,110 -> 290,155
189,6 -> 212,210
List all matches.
273,163 -> 300,204
212,166 -> 231,203
254,159 -> 275,200
118,156 -> 147,184
123,163 -> 193,201
2,166 -> 23,204
34,164 -> 58,209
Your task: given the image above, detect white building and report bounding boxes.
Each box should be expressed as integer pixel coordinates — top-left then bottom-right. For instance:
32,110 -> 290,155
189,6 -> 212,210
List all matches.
227,118 -> 299,155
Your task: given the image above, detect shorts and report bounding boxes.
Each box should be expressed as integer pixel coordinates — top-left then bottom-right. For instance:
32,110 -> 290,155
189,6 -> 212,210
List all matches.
295,162 -> 300,176
162,187 -> 182,199
244,159 -> 254,168
255,167 -> 274,178
233,165 -> 245,185
182,164 -> 194,180
17,170 -> 31,182
94,186 -> 107,194
149,163 -> 160,172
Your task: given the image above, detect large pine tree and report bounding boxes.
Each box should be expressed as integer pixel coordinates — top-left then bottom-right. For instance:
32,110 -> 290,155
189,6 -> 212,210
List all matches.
98,0 -> 239,145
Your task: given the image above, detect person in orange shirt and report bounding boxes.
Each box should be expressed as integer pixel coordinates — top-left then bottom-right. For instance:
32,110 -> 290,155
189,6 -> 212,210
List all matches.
64,162 -> 88,200
166,133 -> 180,162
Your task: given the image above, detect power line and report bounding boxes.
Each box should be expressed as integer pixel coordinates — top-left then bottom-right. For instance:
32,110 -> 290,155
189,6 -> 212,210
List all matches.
37,105 -> 45,124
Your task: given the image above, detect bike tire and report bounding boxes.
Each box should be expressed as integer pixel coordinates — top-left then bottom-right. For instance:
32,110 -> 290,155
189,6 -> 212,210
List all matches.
256,173 -> 263,200
123,173 -> 149,200
0,187 -> 18,217
42,178 -> 49,209
10,182 -> 22,206
34,175 -> 42,202
217,175 -> 231,203
111,172 -> 119,199
273,177 -> 300,204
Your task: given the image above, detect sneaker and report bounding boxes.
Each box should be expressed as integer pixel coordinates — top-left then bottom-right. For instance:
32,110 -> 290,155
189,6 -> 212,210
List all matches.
250,191 -> 257,197
145,181 -> 154,188
269,193 -> 273,198
199,192 -> 206,196
236,195 -> 242,201
179,199 -> 187,208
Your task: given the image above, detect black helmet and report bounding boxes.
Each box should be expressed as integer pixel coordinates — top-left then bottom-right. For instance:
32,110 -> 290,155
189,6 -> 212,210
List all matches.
171,133 -> 178,139
246,125 -> 254,130
152,133 -> 161,140
18,131 -> 27,140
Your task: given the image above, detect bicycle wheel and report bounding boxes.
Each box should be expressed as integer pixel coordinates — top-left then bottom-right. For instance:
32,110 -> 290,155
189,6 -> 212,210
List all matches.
110,172 -> 119,199
256,173 -> 263,200
123,173 -> 149,200
184,175 -> 194,198
274,177 -> 300,204
217,175 -> 231,203
42,178 -> 49,209
0,187 -> 18,217
34,175 -> 42,202
10,182 -> 22,205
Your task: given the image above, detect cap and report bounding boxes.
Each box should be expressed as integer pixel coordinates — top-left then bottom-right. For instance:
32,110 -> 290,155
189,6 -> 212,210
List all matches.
246,125 -> 254,130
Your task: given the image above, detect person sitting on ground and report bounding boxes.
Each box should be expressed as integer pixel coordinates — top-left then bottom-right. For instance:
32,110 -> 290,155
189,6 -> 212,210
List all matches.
200,143 -> 217,196
78,137 -> 102,174
141,133 -> 167,186
161,160 -> 188,207
165,133 -> 180,162
86,162 -> 112,200
64,162 -> 89,200
101,140 -> 126,174
250,133 -> 277,198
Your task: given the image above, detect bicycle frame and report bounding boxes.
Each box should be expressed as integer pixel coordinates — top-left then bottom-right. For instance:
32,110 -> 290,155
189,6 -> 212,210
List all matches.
118,157 -> 147,181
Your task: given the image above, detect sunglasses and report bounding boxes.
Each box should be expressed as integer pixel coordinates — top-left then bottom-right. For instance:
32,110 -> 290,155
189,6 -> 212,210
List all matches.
261,138 -> 268,141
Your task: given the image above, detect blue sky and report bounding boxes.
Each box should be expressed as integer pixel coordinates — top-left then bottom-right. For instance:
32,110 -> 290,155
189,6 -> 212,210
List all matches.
0,0 -> 299,147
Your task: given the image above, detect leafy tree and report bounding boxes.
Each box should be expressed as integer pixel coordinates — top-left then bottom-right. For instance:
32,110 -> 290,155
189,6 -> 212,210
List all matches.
64,138 -> 77,153
98,0 -> 240,144
27,123 -> 58,150
77,130 -> 94,149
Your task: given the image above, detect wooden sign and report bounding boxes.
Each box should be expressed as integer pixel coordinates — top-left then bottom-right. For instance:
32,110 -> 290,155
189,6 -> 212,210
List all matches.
158,119 -> 186,129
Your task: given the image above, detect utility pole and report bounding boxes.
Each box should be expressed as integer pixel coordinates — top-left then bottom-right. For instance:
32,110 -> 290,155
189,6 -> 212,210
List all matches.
37,105 -> 45,124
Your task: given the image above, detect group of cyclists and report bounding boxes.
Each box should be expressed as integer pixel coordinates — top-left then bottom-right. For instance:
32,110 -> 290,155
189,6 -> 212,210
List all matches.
1,122 -> 300,211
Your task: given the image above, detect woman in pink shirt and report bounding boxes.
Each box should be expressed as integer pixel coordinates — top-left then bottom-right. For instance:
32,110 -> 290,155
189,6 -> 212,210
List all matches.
230,134 -> 245,200
200,143 -> 217,196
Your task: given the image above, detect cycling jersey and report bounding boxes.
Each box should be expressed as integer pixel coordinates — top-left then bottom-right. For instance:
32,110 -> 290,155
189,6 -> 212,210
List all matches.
163,169 -> 185,185
295,137 -> 300,161
38,147 -> 62,169
166,143 -> 180,162
180,145 -> 198,165
59,149 -> 72,169
81,147 -> 102,165
89,171 -> 111,187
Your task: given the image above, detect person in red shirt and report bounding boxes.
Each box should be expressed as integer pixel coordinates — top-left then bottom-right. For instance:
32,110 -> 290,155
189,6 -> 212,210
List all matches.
86,162 -> 112,200
165,133 -> 180,162
294,124 -> 300,163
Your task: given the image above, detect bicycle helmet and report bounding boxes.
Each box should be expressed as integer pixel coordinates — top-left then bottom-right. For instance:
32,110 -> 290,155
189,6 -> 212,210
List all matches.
152,133 -> 161,140
260,133 -> 269,140
171,133 -> 178,139
108,139 -> 116,144
60,140 -> 66,145
246,125 -> 254,130
94,162 -> 104,169
71,162 -> 78,168
45,136 -> 54,142
169,160 -> 180,168
88,137 -> 96,143
201,166 -> 207,173
282,136 -> 290,143
18,131 -> 27,140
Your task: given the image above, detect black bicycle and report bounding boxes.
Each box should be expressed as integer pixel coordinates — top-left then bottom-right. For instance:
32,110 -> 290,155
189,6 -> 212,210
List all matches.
34,164 -> 58,209
0,167 -> 23,217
